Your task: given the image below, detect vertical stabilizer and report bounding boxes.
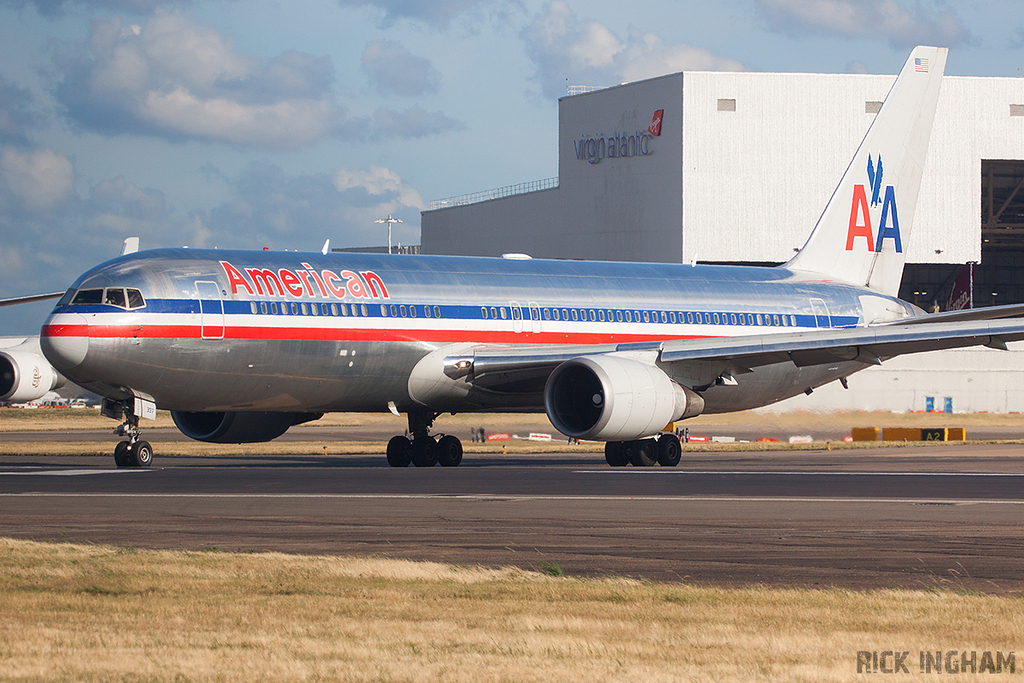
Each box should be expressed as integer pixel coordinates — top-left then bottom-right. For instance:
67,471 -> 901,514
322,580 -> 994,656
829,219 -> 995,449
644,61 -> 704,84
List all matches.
785,46 -> 947,295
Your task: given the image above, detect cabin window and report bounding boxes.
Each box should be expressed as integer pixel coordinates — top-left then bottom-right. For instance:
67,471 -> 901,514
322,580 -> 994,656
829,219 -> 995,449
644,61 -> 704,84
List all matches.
424,305 -> 431,318
598,310 -> 605,322
550,308 -> 558,321
588,310 -> 595,321
322,304 -> 329,316
433,306 -> 440,318
781,314 -> 788,326
669,312 -> 676,324
481,307 -> 488,319
544,308 -> 552,320
390,304 -> 398,317
399,304 -> 407,317
512,307 -> 521,320
409,305 -> 416,318
331,303 -> 339,316
310,303 -> 319,316
790,314 -> 797,326
773,314 -> 780,326
500,307 -> 507,320
623,310 -> 631,323
571,309 -> 579,321
300,303 -> 309,315
730,313 -> 737,325
613,310 -> 620,322
362,304 -> 369,316
250,301 -> 258,314
712,313 -> 719,325
259,301 -> 267,314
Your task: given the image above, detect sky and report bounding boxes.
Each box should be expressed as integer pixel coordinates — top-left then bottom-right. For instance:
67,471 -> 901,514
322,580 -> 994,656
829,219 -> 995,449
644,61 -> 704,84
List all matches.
1,0 -> 1023,332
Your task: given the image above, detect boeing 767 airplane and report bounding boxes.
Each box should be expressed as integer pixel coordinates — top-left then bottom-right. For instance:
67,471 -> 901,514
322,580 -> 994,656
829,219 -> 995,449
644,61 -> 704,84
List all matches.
21,46 -> 1024,468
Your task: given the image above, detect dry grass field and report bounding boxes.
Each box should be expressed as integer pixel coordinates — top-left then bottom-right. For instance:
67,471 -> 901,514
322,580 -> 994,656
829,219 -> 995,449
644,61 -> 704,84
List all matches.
4,406 -> 1022,432
2,407 -> 1020,458
1,538 -> 1021,683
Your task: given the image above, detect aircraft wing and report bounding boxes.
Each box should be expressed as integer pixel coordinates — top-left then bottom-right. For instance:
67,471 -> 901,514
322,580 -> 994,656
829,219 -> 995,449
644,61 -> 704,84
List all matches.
444,318 -> 1024,393
0,292 -> 63,308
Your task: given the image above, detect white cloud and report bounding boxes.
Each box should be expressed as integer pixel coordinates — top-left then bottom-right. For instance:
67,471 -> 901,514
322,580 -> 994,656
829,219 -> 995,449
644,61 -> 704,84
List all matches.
754,0 -> 972,47
202,162 -> 424,250
361,39 -> 441,97
334,164 -> 425,210
54,11 -> 347,149
522,1 -> 743,98
52,11 -> 463,147
337,0 -> 507,29
0,146 -> 74,210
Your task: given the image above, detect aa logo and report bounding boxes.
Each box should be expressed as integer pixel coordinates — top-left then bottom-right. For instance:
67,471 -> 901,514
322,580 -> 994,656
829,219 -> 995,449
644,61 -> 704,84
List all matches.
844,154 -> 902,253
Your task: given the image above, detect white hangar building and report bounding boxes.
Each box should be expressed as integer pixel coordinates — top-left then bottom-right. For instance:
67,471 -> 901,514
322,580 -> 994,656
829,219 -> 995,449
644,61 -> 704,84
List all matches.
420,69 -> 1024,413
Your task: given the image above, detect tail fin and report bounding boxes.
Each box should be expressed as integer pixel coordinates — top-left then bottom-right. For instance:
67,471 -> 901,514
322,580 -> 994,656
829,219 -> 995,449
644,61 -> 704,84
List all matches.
785,46 -> 947,295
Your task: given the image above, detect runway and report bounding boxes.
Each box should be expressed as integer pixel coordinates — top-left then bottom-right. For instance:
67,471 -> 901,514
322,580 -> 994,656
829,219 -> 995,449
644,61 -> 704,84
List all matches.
2,442 -> 1024,591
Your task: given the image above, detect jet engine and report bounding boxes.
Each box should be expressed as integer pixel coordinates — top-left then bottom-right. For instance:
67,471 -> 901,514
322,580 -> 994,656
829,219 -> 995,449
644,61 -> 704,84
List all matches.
171,411 -> 323,443
544,355 -> 704,441
0,347 -> 64,402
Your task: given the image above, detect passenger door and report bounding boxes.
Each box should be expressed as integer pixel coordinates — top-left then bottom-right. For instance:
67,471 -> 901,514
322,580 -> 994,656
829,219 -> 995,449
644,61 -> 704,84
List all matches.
196,281 -> 225,340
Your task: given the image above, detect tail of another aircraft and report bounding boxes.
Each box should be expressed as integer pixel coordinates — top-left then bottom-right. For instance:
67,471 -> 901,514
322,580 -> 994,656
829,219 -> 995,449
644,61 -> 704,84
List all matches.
785,46 -> 947,296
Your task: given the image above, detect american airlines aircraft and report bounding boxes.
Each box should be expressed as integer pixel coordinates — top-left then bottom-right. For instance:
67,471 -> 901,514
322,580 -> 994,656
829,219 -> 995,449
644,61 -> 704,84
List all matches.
18,46 -> 1024,468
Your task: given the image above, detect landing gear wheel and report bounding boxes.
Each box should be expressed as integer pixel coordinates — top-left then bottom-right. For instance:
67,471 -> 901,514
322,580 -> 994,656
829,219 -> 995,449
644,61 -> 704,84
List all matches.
113,441 -> 131,468
411,437 -> 439,468
604,442 -> 629,467
436,435 -> 463,467
656,433 -> 682,467
628,439 -> 658,467
130,440 -> 153,468
386,436 -> 412,467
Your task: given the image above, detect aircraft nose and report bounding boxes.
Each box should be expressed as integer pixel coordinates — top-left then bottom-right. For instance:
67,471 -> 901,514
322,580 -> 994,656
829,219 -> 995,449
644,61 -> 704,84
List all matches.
40,313 -> 89,371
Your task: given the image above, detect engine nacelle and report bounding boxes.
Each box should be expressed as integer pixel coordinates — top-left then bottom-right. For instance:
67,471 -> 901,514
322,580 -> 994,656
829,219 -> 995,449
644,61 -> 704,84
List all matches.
0,348 -> 64,402
544,355 -> 704,441
171,411 -> 322,443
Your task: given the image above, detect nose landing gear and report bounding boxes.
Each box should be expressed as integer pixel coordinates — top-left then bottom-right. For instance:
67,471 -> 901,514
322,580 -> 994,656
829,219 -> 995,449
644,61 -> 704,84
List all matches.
103,398 -> 154,468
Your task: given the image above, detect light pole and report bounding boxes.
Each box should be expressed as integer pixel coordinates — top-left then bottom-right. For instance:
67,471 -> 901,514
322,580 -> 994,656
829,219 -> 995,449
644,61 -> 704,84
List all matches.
374,214 -> 403,254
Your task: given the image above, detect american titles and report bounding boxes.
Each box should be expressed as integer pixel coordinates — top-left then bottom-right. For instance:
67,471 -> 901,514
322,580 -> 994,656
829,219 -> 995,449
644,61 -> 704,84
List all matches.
220,261 -> 390,300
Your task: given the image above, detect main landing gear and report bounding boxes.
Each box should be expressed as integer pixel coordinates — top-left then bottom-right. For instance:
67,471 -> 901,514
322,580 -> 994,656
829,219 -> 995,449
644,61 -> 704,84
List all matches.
386,410 -> 463,468
604,433 -> 681,467
103,399 -> 153,468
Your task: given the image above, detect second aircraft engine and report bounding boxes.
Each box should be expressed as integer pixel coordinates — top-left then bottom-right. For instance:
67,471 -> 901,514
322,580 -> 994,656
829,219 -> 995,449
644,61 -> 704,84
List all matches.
0,347 -> 65,403
171,411 -> 322,443
544,355 -> 703,441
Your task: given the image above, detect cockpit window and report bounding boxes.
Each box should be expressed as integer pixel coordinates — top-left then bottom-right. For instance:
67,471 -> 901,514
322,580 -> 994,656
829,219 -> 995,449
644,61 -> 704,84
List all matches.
105,288 -> 126,308
56,288 -> 75,307
126,289 -> 145,309
70,289 -> 103,305
67,287 -> 146,309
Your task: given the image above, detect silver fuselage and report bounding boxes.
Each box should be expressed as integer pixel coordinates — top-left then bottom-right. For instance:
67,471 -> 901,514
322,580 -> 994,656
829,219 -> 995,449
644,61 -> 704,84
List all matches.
40,249 -> 918,415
